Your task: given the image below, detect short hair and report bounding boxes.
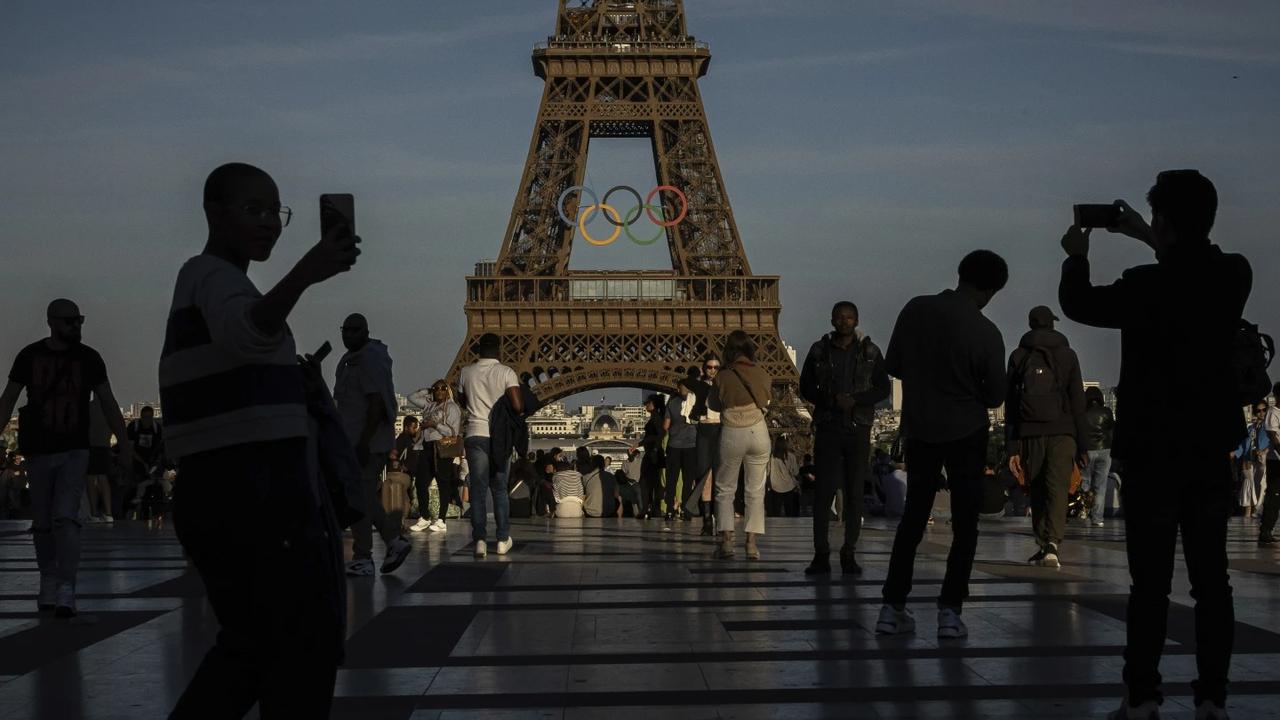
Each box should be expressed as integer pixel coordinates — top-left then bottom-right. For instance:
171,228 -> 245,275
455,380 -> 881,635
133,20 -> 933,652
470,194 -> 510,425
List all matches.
957,250 -> 1009,293
1148,169 -> 1217,240
721,330 -> 756,364
203,162 -> 272,205
140,405 -> 154,416
645,394 -> 666,414
831,301 -> 858,317
403,416 -> 419,426
475,333 -> 501,358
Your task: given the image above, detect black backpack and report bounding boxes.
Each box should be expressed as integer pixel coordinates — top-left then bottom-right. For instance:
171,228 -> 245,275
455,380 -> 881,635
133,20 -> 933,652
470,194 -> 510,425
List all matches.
1234,319 -> 1274,405
1014,347 -> 1066,424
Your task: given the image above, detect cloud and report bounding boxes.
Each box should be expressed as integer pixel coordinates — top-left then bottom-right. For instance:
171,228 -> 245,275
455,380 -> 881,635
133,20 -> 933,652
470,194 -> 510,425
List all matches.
1105,41 -> 1280,65
718,44 -> 959,74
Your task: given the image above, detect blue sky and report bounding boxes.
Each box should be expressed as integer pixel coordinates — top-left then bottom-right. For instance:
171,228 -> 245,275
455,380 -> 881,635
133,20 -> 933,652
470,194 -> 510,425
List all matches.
3,1 -> 1279,405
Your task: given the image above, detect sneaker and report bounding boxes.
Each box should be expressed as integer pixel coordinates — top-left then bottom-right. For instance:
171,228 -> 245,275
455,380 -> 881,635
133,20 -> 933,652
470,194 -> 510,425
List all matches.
1027,548 -> 1047,565
937,607 -> 968,639
804,553 -> 831,576
1107,699 -> 1161,720
474,539 -> 488,558
839,548 -> 862,577
381,536 -> 412,574
87,515 -> 104,524
1040,544 -> 1061,568
497,537 -> 514,555
345,558 -> 375,577
874,604 -> 916,635
38,576 -> 57,612
430,519 -> 448,533
1194,700 -> 1229,720
409,518 -> 433,532
103,515 -> 114,524
1093,520 -> 1105,528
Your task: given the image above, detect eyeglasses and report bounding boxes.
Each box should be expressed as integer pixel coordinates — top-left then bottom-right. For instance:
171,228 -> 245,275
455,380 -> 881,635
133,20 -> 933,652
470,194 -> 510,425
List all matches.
241,204 -> 292,227
703,364 -> 720,371
50,315 -> 85,326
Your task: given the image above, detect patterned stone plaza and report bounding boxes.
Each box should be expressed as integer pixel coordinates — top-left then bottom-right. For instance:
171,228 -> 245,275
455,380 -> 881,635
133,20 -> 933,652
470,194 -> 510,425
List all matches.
1,515 -> 1278,719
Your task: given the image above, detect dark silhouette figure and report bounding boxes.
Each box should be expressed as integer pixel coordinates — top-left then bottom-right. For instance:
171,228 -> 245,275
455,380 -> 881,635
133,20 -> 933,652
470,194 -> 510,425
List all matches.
632,393 -> 666,518
1004,305 -> 1088,568
878,250 -> 1009,641
799,301 -> 890,577
1058,170 -> 1248,720
0,299 -> 132,617
162,162 -> 360,719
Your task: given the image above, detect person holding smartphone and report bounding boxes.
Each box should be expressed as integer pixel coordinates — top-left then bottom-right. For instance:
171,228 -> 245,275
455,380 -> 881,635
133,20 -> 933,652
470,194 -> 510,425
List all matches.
160,162 -> 360,719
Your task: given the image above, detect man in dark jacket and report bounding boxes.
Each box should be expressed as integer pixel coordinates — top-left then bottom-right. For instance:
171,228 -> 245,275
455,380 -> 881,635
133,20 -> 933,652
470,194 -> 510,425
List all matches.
799,301 -> 890,576
1005,306 -> 1088,569
1082,386 -> 1115,526
1059,170 -> 1249,720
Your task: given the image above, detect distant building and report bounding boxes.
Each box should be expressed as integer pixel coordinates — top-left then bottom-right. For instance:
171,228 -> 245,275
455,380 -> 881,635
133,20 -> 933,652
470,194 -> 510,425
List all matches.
784,342 -> 798,370
891,377 -> 903,412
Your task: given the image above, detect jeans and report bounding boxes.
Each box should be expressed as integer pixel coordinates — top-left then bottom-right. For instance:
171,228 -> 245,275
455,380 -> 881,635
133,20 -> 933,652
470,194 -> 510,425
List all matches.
715,421 -> 770,534
417,442 -> 459,521
1120,451 -> 1234,708
767,489 -> 799,517
1086,449 -> 1113,520
350,456 -> 398,561
464,435 -> 510,542
171,439 -> 343,719
26,449 -> 89,591
812,425 -> 871,555
640,454 -> 663,516
1020,435 -> 1076,548
664,445 -> 698,513
1260,457 -> 1280,538
882,427 -> 988,609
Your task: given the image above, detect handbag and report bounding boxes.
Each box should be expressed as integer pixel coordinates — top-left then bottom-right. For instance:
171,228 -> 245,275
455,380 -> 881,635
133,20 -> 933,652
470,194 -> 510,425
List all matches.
433,402 -> 464,459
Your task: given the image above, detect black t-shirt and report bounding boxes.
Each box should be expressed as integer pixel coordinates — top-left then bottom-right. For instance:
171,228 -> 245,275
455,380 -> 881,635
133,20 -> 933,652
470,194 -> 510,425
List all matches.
127,419 -> 163,466
9,340 -> 108,455
686,378 -> 712,421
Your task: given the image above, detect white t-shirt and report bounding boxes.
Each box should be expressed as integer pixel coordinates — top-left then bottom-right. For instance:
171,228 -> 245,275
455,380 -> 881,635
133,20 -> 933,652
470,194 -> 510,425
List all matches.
459,358 -> 520,438
1266,406 -> 1280,460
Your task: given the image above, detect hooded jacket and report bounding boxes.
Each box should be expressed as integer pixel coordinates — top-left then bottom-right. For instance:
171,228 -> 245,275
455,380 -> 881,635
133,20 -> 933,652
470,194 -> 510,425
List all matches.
1004,328 -> 1088,452
800,331 -> 890,429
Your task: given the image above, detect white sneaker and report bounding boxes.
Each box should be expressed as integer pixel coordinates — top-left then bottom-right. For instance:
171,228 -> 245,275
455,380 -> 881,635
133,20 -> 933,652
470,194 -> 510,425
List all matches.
874,604 -> 916,635
103,515 -> 114,524
345,558 -> 375,577
409,518 -> 432,532
429,519 -> 447,533
1107,699 -> 1161,719
1195,700 -> 1229,719
1040,546 -> 1061,569
497,537 -> 514,555
474,539 -> 488,558
937,607 -> 968,639
381,536 -> 413,574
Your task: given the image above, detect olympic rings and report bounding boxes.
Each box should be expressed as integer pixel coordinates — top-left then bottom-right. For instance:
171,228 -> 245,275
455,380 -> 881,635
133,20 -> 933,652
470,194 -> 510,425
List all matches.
557,184 -> 688,247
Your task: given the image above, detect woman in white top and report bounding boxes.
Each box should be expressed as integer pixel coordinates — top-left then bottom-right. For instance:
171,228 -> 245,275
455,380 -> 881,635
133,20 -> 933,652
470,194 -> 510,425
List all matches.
767,436 -> 800,517
710,330 -> 773,560
407,380 -> 463,532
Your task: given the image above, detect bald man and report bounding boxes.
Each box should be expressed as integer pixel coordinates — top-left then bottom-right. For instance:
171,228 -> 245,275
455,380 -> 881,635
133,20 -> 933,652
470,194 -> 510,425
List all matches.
0,298 -> 131,618
336,313 -> 410,576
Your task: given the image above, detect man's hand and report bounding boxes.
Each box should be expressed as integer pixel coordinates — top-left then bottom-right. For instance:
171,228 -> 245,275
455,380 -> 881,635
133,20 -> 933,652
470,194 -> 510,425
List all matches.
1008,454 -> 1024,478
1107,200 -> 1155,248
1077,452 -> 1090,470
1061,225 -> 1091,258
292,226 -> 362,287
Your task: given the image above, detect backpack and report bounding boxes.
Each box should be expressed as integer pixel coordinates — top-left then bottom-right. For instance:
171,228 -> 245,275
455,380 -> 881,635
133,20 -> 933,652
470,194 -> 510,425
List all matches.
1234,319 -> 1274,405
1014,347 -> 1066,424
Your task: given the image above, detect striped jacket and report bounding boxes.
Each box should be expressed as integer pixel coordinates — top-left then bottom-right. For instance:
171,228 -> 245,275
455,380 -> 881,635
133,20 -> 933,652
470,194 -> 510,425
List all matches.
159,255 -> 307,460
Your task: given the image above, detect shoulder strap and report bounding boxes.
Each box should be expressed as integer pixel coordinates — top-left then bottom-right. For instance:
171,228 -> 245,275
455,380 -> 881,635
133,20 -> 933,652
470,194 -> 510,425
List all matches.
730,366 -> 764,410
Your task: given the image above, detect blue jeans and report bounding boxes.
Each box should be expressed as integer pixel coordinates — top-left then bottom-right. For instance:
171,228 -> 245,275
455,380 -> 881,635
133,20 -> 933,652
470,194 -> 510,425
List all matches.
465,436 -> 510,542
1087,449 -> 1112,519
26,450 -> 89,589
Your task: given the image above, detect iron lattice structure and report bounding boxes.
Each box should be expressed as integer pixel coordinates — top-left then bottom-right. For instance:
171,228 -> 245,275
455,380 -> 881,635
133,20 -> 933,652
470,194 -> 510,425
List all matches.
448,0 -> 807,437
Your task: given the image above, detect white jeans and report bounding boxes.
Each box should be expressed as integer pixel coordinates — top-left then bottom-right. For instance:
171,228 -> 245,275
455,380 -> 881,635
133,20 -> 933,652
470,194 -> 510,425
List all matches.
715,420 -> 770,535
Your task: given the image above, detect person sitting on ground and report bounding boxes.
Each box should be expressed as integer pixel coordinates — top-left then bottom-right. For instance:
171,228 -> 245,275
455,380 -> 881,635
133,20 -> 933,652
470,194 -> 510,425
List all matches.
552,453 -> 585,518
579,447 -> 605,518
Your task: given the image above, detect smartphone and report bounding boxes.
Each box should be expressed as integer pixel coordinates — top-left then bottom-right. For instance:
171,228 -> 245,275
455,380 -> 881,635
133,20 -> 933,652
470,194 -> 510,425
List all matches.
320,194 -> 355,239
1073,203 -> 1120,229
312,340 -> 333,363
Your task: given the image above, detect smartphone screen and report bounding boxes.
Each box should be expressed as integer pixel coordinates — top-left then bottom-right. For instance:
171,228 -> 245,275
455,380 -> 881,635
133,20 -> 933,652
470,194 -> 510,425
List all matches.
312,340 -> 333,363
320,194 -> 355,239
1073,203 -> 1120,229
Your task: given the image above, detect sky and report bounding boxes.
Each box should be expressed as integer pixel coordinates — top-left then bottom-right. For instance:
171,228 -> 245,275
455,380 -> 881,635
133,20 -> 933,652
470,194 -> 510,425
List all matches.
3,0 -> 1279,408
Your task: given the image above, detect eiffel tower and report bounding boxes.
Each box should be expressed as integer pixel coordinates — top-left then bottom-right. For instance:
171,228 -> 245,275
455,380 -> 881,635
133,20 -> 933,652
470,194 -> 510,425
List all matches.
448,0 -> 807,436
